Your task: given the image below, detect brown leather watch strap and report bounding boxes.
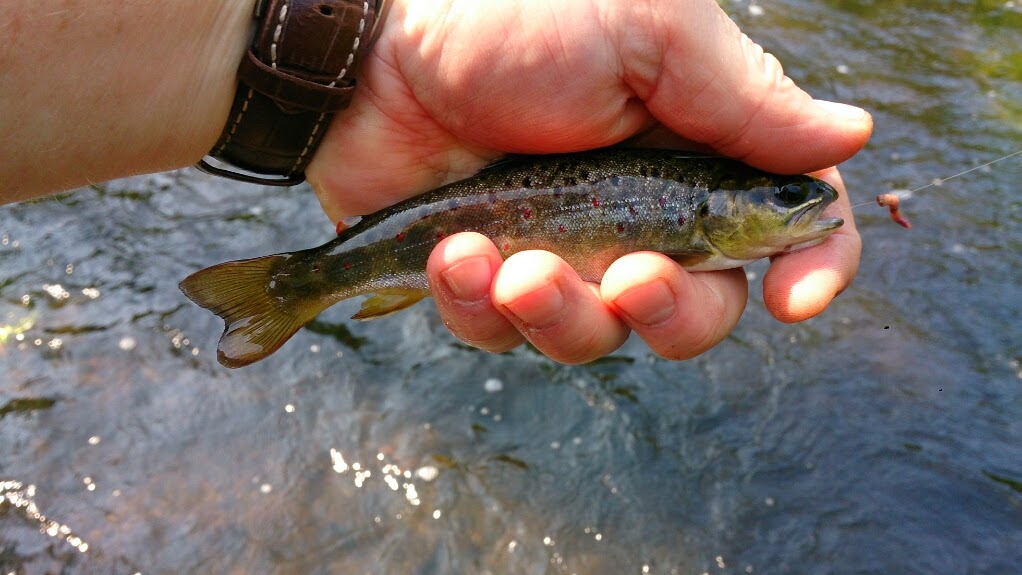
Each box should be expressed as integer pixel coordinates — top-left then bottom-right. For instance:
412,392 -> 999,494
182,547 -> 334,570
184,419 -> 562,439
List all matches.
197,0 -> 385,185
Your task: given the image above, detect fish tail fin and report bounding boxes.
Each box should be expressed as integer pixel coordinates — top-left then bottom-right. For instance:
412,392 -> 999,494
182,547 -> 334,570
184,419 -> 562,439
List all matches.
179,255 -> 327,368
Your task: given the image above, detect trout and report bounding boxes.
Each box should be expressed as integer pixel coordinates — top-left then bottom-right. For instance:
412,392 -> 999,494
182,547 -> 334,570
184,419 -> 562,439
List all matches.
180,148 -> 842,367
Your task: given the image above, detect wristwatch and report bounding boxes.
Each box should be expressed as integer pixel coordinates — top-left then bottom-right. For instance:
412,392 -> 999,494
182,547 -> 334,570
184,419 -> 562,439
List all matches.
197,0 -> 389,186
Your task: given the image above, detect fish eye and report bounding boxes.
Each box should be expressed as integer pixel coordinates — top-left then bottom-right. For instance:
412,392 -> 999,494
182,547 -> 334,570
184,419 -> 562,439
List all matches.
775,183 -> 810,206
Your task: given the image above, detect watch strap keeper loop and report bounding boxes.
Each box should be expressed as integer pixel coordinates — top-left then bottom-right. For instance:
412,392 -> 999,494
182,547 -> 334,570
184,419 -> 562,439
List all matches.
237,51 -> 358,113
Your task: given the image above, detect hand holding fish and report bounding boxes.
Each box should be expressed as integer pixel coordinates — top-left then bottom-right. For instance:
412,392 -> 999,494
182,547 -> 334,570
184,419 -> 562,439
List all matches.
300,0 -> 872,363
0,0 -> 872,366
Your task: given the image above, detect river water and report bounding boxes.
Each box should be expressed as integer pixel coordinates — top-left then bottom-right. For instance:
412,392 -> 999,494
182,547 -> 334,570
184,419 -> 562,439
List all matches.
2,1 -> 1020,573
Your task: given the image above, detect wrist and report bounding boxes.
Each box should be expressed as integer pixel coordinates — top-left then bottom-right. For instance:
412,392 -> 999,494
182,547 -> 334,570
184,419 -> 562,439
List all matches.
0,0 -> 255,202
186,2 -> 261,164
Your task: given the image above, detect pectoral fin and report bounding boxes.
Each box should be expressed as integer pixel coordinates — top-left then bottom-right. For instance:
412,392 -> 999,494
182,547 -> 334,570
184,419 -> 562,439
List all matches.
666,250 -> 713,269
352,289 -> 428,320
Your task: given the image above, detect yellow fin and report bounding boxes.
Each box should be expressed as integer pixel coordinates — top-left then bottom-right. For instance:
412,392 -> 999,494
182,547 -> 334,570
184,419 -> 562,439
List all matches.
666,250 -> 712,268
179,255 -> 328,368
352,289 -> 427,320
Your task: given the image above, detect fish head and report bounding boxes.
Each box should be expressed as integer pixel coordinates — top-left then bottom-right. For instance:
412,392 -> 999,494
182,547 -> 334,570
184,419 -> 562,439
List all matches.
701,175 -> 843,261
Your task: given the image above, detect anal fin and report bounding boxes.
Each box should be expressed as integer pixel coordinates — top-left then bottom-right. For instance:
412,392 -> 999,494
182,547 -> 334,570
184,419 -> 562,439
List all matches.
352,289 -> 428,320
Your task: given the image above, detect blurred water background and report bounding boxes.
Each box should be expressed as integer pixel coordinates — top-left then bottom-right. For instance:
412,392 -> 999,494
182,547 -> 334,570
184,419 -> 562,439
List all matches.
2,1 -> 1021,573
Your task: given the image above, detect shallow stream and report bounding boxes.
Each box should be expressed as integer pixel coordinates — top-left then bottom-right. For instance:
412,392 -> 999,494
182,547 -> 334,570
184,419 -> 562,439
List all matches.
2,1 -> 1021,573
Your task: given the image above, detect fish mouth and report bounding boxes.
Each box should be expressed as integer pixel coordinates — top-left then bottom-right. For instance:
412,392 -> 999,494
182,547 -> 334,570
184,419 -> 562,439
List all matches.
781,214 -> 843,253
814,216 -> 844,231
786,197 -> 822,228
786,196 -> 842,232
780,197 -> 843,253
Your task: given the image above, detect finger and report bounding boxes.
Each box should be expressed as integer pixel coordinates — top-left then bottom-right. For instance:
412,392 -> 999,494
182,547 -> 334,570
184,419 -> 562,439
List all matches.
491,251 -> 631,364
426,232 -> 524,352
601,252 -> 748,360
610,0 -> 873,173
763,167 -> 861,322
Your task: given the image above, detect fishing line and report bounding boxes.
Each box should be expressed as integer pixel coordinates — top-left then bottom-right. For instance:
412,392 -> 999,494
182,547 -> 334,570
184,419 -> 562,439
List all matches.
850,148 -> 1022,210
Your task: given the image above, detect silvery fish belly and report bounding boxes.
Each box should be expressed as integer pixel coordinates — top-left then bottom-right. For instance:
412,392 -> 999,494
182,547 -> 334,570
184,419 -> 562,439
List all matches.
180,148 -> 843,368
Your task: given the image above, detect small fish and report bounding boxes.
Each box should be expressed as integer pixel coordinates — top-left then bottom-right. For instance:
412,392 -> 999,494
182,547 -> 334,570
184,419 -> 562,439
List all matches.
180,148 -> 842,367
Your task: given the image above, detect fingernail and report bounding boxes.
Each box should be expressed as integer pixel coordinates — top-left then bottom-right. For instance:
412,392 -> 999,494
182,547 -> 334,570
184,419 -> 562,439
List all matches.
440,256 -> 493,303
815,99 -> 870,122
502,282 -> 566,328
613,279 -> 676,327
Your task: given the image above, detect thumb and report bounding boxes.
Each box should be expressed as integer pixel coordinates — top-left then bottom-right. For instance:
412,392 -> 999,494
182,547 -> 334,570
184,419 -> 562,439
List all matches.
622,0 -> 872,173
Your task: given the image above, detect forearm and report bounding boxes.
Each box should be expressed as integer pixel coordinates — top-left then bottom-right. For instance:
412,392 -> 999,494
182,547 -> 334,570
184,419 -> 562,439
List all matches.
0,0 -> 255,203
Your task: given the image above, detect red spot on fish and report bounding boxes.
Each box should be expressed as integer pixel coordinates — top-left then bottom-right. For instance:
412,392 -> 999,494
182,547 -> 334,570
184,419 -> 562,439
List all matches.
558,224 -> 566,233
395,232 -> 406,242
502,242 -> 511,251
592,198 -> 601,208
658,197 -> 668,209
877,194 -> 912,229
522,207 -> 532,219
677,215 -> 686,226
343,261 -> 353,270
616,222 -> 626,233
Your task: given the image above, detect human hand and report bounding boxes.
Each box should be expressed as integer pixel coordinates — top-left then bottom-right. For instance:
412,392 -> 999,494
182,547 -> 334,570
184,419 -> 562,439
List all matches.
305,0 -> 871,362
